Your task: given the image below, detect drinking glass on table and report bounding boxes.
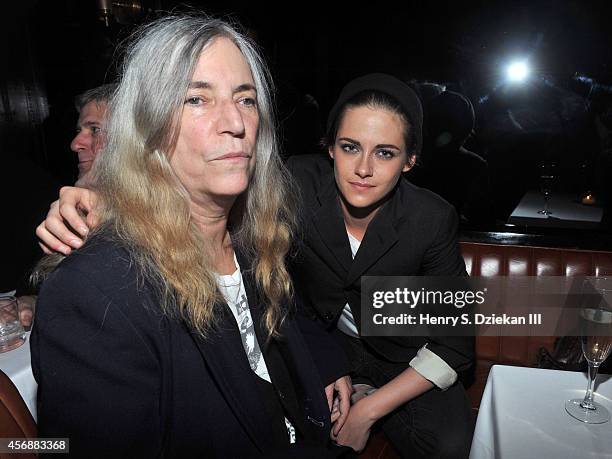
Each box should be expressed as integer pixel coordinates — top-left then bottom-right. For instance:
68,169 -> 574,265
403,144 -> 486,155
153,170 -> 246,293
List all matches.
0,296 -> 26,353
565,278 -> 612,424
537,163 -> 556,216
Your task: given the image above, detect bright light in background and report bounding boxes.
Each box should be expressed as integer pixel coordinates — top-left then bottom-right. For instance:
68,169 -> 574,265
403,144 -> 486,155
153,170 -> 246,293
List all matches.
506,61 -> 529,83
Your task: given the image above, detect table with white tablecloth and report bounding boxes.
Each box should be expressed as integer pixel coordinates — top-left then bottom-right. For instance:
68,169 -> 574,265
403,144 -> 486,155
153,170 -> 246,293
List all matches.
470,365 -> 612,459
0,332 -> 38,420
508,191 -> 604,229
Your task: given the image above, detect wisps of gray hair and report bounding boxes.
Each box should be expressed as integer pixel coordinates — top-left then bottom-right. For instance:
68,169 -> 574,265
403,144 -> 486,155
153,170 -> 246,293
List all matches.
97,12 -> 288,246
85,12 -> 297,336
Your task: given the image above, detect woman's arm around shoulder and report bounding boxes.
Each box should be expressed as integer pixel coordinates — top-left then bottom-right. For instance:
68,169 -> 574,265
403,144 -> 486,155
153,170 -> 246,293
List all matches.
36,186 -> 100,255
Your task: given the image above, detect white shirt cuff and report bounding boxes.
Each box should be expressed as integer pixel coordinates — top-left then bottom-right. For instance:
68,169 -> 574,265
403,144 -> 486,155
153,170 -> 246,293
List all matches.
409,345 -> 457,390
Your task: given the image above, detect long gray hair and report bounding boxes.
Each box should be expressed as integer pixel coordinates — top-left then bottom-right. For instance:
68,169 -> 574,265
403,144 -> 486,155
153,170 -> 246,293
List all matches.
90,13 -> 296,337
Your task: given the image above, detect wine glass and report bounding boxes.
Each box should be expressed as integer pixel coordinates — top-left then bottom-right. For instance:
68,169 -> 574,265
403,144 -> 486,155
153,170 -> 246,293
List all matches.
565,278 -> 612,424
537,164 -> 556,216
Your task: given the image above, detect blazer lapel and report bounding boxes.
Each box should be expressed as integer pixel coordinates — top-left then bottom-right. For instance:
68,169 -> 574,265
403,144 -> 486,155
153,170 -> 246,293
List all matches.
236,252 -> 323,441
345,193 -> 400,286
186,303 -> 270,453
311,176 -> 353,274
237,257 -> 307,434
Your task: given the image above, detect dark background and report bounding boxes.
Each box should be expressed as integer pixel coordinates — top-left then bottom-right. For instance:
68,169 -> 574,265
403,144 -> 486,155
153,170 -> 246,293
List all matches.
2,0 -> 612,291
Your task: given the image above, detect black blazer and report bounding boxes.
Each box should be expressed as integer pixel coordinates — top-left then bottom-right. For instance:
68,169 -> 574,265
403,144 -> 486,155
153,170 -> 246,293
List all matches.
287,154 -> 474,373
31,233 -> 334,458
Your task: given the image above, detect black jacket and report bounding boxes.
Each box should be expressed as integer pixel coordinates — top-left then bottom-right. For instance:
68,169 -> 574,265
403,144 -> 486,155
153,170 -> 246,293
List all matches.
31,233 -> 334,458
287,154 -> 474,373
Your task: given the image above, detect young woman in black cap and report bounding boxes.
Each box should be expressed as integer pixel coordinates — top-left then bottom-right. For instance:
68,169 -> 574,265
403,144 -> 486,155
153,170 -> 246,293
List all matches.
286,74 -> 474,458
37,73 -> 474,458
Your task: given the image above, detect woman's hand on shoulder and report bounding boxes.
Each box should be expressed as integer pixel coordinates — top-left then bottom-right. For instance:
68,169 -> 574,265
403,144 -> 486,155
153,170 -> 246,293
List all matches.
36,186 -> 100,255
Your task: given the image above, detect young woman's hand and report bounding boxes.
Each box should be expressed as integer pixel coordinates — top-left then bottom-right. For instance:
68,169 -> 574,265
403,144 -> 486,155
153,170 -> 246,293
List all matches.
332,397 -> 376,453
36,186 -> 100,255
325,375 -> 352,433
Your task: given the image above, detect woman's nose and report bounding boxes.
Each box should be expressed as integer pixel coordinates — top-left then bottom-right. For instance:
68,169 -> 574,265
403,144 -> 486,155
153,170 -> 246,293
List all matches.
216,102 -> 246,138
355,153 -> 373,178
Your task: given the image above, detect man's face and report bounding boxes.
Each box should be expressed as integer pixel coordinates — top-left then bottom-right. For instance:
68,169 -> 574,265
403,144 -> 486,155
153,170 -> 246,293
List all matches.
70,100 -> 107,180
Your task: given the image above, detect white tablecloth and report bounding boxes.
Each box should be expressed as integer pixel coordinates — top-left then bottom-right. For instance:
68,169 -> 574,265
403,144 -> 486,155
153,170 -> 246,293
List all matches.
0,332 -> 37,420
508,191 -> 604,229
470,365 -> 612,459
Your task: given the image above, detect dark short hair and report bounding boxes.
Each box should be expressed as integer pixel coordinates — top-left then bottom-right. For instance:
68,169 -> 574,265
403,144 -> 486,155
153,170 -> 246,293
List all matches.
325,73 -> 423,158
74,83 -> 117,112
325,90 -> 417,158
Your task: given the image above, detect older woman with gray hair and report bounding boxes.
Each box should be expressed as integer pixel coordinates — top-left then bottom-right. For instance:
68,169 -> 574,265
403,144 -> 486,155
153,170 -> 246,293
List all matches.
31,13 -> 350,458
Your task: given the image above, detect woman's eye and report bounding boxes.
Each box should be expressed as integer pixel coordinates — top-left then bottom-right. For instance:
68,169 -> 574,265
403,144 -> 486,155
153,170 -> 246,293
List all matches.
91,126 -> 101,135
376,149 -> 396,159
340,143 -> 358,153
239,97 -> 257,107
185,96 -> 204,105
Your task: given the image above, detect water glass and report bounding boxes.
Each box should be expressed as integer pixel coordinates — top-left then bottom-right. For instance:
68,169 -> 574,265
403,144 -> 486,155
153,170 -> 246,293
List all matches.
0,296 -> 26,353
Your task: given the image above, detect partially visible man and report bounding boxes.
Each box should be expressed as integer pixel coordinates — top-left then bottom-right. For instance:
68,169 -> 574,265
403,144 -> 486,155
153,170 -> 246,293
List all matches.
70,84 -> 115,186
8,85 -> 115,325
7,83 -> 117,327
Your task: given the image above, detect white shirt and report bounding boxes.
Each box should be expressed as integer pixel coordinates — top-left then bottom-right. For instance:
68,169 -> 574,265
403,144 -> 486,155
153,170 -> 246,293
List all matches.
216,257 -> 296,443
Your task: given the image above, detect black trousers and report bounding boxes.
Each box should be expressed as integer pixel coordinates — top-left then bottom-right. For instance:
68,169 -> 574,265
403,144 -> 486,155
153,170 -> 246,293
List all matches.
338,334 -> 474,459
